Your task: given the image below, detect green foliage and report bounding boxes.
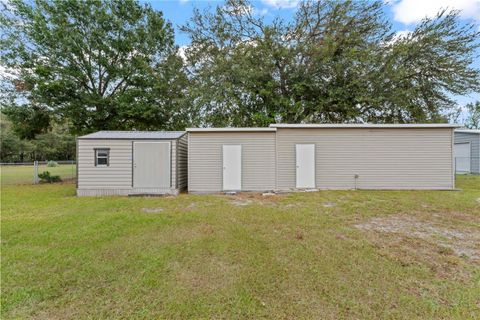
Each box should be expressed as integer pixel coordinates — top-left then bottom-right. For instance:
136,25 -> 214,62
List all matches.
1,0 -> 192,134
37,171 -> 61,183
46,160 -> 58,167
0,114 -> 75,162
0,113 -> 34,162
33,128 -> 76,162
1,105 -> 51,140
464,101 -> 480,129
182,0 -> 480,126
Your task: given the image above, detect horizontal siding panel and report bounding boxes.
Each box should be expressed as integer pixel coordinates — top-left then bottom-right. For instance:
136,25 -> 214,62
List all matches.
78,139 -> 132,188
188,132 -> 276,192
77,139 -> 178,190
276,128 -> 454,190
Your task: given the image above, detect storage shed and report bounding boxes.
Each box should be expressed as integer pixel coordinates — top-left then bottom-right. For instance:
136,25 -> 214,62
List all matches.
187,128 -> 277,193
77,131 -> 187,196
187,124 -> 459,193
454,129 -> 480,174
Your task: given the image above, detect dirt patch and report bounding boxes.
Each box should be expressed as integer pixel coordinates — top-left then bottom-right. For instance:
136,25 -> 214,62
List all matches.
141,207 -> 164,213
227,192 -> 283,206
355,214 -> 480,263
322,202 -> 336,208
186,203 -> 196,210
230,199 -> 253,206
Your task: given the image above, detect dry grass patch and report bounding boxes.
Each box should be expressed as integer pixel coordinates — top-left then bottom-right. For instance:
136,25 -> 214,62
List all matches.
355,213 -> 480,281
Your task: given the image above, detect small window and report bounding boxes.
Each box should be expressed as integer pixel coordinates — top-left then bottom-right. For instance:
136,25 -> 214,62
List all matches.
95,148 -> 109,166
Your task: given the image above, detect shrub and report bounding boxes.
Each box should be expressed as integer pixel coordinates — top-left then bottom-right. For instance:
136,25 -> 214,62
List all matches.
46,160 -> 58,167
38,171 -> 61,183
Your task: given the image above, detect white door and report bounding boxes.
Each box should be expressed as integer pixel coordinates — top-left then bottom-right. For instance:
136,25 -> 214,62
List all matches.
223,145 -> 241,190
296,144 -> 315,188
133,142 -> 171,188
454,143 -> 470,173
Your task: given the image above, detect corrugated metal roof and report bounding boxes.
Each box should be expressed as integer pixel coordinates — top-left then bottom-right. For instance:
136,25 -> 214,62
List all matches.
269,123 -> 461,129
78,131 -> 186,139
455,129 -> 480,134
187,127 -> 276,132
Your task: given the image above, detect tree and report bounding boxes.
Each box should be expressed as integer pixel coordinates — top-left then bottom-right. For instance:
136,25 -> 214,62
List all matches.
464,101 -> 480,129
2,104 -> 51,139
181,0 -> 480,126
1,0 -> 191,134
0,113 -> 77,162
0,113 -> 34,162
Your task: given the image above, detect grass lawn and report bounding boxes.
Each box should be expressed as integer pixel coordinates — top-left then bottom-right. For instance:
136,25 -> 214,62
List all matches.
1,176 -> 479,319
1,164 -> 76,185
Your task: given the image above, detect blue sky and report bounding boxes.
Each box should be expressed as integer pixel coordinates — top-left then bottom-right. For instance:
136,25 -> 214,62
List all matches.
146,0 -> 480,119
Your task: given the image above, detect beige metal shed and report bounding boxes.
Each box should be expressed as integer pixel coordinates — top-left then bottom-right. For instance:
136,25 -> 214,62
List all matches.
76,131 -> 187,196
187,128 -> 277,193
187,124 -> 459,193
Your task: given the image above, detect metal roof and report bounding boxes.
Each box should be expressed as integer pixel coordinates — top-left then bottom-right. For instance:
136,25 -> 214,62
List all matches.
455,129 -> 480,134
78,131 -> 186,140
186,127 -> 276,132
269,123 -> 461,129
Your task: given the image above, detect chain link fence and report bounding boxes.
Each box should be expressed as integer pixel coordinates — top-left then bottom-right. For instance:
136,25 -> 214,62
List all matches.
0,160 -> 76,185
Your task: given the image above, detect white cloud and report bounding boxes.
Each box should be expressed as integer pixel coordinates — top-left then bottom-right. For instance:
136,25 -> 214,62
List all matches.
393,29 -> 412,40
253,7 -> 269,16
261,0 -> 299,9
391,0 -> 480,24
177,45 -> 188,62
179,0 -> 189,4
224,3 -> 253,15
381,29 -> 413,46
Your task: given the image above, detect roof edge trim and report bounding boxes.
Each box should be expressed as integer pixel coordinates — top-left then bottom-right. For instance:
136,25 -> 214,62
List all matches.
269,123 -> 461,129
186,127 -> 277,132
455,129 -> 480,134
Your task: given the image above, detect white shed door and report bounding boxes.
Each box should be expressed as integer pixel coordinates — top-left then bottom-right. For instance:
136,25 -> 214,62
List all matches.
296,144 -> 315,188
223,145 -> 241,190
133,142 -> 171,188
454,143 -> 470,173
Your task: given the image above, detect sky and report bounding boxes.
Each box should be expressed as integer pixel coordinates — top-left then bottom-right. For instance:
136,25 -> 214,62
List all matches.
146,0 -> 480,121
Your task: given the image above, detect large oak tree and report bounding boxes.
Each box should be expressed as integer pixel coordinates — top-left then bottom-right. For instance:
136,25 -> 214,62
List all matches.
182,0 -> 480,126
1,0 -> 191,135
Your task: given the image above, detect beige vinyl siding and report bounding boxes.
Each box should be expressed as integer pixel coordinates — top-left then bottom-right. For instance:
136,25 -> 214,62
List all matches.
177,134 -> 188,190
77,138 -> 180,195
188,132 -> 276,192
276,128 -> 454,190
78,139 -> 132,188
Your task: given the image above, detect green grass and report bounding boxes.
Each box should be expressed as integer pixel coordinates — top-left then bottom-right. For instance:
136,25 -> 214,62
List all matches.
1,176 -> 479,319
1,164 -> 76,185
